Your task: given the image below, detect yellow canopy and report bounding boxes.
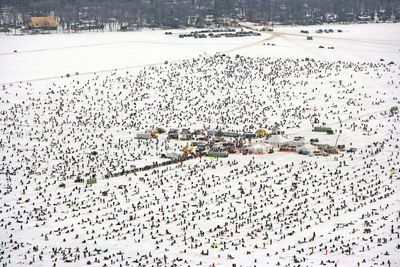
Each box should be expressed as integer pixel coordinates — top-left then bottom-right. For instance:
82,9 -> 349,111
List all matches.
255,128 -> 268,137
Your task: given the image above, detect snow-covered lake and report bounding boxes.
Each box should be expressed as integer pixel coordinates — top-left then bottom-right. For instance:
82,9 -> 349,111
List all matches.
1,23 -> 399,84
0,23 -> 399,267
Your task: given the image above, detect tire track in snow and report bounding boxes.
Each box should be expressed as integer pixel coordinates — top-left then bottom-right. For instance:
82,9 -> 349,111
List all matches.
0,40 -> 238,56
221,32 -> 276,54
273,31 -> 324,59
276,31 -> 399,47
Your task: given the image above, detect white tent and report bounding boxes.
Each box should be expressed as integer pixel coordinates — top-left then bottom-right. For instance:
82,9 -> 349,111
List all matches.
266,135 -> 291,148
247,143 -> 273,154
297,143 -> 319,153
293,140 -> 305,147
161,151 -> 183,159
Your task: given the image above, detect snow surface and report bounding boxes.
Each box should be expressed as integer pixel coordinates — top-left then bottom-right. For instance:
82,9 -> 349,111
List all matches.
1,23 -> 399,85
0,23 -> 400,267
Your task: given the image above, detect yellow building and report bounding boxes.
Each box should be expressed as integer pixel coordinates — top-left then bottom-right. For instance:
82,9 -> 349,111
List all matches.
29,16 -> 57,30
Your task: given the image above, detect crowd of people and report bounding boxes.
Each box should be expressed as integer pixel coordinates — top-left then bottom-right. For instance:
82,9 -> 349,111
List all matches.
0,54 -> 399,266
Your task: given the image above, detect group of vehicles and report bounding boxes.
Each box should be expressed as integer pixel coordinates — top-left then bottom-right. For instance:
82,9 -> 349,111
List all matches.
178,28 -> 261,39
315,28 -> 342,33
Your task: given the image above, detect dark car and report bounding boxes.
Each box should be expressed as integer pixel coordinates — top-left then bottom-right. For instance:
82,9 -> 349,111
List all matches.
168,129 -> 179,139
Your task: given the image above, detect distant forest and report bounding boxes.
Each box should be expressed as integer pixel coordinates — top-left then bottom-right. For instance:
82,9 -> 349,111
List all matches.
1,0 -> 400,29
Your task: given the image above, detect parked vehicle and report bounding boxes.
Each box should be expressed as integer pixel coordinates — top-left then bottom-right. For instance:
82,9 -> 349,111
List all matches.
243,132 -> 256,139
168,129 -> 179,139
155,127 -> 166,134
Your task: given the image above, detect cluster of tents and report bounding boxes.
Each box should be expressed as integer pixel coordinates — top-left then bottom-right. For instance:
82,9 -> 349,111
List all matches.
245,135 -> 319,155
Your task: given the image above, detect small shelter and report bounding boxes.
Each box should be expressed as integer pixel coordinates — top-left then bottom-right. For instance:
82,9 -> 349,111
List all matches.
266,135 -> 291,148
28,16 -> 57,30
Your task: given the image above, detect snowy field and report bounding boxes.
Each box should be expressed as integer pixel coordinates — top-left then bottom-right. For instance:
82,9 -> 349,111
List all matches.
0,23 -> 400,267
0,23 -> 399,84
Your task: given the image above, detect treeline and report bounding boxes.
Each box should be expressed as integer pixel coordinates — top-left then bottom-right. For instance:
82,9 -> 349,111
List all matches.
1,0 -> 399,29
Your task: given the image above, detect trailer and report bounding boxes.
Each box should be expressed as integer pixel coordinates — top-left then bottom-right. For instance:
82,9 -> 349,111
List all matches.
221,131 -> 239,138
136,133 -> 152,139
313,127 -> 332,133
207,151 -> 228,158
